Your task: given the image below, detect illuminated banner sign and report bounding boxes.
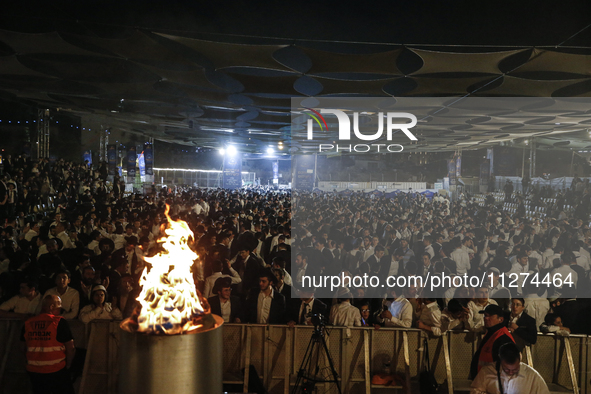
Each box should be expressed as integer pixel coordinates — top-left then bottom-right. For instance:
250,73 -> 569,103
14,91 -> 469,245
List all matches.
83,150 -> 92,166
107,145 -> 117,176
127,146 -> 137,181
138,152 -> 145,177
223,153 -> 242,189
144,144 -> 153,175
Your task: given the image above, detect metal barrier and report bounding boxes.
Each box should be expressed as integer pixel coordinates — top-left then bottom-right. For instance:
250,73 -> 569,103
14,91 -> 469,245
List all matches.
0,319 -> 584,394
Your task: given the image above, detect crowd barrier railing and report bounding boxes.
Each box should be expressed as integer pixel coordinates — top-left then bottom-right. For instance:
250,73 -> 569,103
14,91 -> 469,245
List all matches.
0,318 -> 584,394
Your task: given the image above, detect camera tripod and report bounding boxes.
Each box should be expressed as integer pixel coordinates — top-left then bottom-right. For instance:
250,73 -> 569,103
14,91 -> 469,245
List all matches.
291,324 -> 342,394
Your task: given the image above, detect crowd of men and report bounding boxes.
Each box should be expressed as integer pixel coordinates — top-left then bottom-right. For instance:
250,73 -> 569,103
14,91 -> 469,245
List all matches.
3,156 -> 591,393
290,187 -> 591,393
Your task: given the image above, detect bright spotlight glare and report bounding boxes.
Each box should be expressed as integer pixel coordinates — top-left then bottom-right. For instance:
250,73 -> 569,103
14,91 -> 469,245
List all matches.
219,148 -> 225,155
227,146 -> 237,156
267,148 -> 274,155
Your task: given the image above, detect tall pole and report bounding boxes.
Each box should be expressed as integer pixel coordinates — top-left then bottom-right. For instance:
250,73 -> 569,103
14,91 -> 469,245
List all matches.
314,154 -> 318,187
570,150 -> 575,177
99,134 -> 104,162
37,109 -> 50,159
532,138 -> 536,178
521,147 -> 525,179
149,137 -> 154,168
529,138 -> 534,179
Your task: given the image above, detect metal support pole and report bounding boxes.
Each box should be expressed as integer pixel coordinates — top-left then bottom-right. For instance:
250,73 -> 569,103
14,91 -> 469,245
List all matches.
314,154 -> 318,187
99,135 -> 104,162
104,129 -> 109,162
529,138 -> 534,179
37,109 -> 50,159
532,138 -> 536,178
521,147 -> 525,179
149,137 -> 154,168
45,109 -> 50,159
36,109 -> 42,159
570,150 -> 575,177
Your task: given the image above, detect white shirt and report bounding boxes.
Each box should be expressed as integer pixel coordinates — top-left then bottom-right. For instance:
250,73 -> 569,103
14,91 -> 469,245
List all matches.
256,288 -> 274,324
507,262 -> 530,295
329,301 -> 361,337
0,293 -> 41,314
378,296 -> 412,328
541,249 -> 558,270
57,231 -> 74,249
524,296 -> 550,330
470,363 -> 550,394
419,301 -> 443,336
88,240 -> 101,256
220,297 -> 231,323
424,244 -> 435,259
529,250 -> 543,270
387,257 -> 400,278
550,264 -> 578,292
574,251 -> 591,272
363,246 -> 375,262
111,234 -> 126,251
295,263 -> 308,287
467,299 -> 498,332
37,244 -> 48,259
451,248 -> 471,275
283,270 -> 293,286
24,229 -> 38,242
79,302 -> 123,323
203,269 -> 242,299
39,287 -> 80,319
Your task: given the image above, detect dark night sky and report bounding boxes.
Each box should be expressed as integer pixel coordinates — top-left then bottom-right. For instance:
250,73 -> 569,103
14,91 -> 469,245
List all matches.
1,1 -> 590,48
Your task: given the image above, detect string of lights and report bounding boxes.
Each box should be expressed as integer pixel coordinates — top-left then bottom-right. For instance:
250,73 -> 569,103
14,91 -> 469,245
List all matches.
0,118 -> 94,130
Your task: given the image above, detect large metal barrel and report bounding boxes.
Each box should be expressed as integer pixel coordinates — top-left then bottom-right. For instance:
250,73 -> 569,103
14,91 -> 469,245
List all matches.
119,314 -> 224,394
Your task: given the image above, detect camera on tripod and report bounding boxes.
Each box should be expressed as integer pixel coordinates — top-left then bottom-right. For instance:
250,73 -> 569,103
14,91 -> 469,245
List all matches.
310,313 -> 325,331
292,313 -> 341,394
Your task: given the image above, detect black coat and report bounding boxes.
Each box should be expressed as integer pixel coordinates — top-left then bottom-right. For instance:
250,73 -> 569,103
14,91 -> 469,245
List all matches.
239,253 -> 265,293
365,254 -> 382,272
245,287 -> 286,324
555,299 -> 584,334
208,295 -> 242,323
288,298 -> 328,325
509,311 -> 537,350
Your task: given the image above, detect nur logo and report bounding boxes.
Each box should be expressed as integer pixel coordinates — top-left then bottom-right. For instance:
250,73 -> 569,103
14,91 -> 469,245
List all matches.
305,109 -> 418,141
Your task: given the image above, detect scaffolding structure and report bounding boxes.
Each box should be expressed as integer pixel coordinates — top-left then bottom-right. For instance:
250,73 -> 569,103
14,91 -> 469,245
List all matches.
36,109 -> 50,159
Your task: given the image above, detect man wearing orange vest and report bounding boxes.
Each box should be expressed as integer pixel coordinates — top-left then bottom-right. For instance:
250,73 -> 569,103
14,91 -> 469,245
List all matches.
469,304 -> 514,379
22,294 -> 76,394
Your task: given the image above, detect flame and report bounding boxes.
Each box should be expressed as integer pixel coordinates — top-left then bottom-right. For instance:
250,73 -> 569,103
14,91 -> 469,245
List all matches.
136,205 -> 208,334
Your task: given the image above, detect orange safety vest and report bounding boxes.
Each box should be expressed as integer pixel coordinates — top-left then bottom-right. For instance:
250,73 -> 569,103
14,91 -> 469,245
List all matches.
478,326 -> 514,371
24,313 -> 67,373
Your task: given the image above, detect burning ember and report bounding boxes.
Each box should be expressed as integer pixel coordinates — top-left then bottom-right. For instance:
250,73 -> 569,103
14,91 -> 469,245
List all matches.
123,205 -> 211,335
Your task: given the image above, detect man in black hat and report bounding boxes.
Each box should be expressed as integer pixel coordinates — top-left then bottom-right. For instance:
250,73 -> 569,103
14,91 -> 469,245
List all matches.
469,304 -> 515,379
208,277 -> 241,323
245,268 -> 286,324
